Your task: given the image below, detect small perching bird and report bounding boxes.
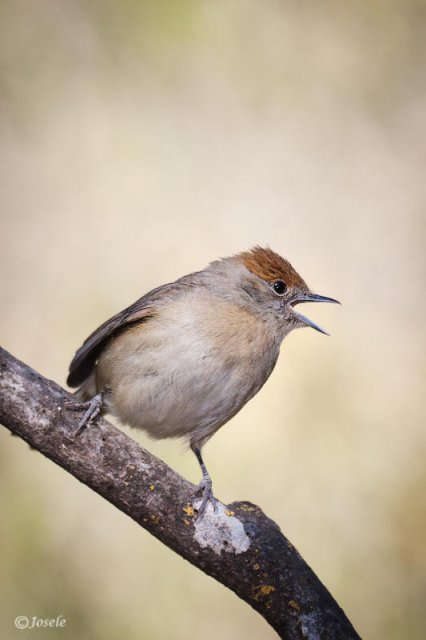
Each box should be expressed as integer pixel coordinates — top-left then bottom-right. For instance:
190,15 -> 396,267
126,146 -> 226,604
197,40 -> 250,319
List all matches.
67,247 -> 339,515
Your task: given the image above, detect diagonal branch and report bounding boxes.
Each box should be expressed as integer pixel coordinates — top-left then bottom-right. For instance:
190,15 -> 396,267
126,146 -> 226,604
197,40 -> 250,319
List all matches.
0,347 -> 361,640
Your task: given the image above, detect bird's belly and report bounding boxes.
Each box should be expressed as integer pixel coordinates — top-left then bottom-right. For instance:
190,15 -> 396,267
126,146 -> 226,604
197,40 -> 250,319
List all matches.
108,354 -> 257,440
97,310 -> 279,445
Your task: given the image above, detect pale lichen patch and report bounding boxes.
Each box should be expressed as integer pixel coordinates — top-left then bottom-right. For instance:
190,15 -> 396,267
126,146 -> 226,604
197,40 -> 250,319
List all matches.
239,504 -> 256,512
300,611 -> 322,640
12,373 -> 51,430
193,501 -> 250,555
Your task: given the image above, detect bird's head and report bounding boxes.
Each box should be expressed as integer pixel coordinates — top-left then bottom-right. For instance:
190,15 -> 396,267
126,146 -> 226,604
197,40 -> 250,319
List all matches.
225,246 -> 340,338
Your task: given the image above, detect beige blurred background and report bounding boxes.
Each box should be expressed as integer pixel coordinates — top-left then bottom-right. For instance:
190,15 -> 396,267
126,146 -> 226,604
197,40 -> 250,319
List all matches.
1,1 -> 425,638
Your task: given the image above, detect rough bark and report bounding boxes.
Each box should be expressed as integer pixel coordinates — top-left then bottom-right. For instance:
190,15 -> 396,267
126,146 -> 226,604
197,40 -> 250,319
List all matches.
0,347 -> 361,639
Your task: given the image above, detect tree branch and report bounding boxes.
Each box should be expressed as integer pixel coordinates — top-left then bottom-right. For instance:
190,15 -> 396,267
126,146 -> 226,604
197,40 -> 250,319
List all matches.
0,347 -> 361,639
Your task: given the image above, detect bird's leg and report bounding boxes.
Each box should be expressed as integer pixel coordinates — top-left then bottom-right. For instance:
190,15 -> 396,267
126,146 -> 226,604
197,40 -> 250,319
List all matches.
191,445 -> 217,518
65,389 -> 107,436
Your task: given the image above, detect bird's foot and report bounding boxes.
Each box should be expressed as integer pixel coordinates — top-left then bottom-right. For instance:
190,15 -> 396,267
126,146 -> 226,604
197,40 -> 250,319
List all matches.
65,391 -> 104,436
194,474 -> 217,519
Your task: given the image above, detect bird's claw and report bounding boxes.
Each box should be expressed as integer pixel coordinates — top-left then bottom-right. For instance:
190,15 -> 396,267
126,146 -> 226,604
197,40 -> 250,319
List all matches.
194,474 -> 217,519
65,392 -> 104,436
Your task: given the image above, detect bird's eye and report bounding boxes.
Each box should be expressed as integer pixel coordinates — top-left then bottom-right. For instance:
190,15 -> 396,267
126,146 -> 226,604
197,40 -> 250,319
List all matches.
272,280 -> 287,295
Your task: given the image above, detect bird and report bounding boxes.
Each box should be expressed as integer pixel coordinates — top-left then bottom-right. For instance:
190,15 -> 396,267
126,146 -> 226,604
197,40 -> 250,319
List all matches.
66,246 -> 339,516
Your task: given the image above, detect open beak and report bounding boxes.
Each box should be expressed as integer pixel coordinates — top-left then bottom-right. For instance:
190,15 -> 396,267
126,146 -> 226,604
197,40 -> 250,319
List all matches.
290,293 -> 340,335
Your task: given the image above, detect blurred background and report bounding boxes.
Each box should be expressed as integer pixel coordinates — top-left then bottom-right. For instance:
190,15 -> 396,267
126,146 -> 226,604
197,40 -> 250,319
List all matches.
1,1 -> 425,638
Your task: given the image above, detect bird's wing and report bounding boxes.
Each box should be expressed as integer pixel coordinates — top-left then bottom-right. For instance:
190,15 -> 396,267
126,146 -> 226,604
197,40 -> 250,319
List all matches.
67,282 -> 175,388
